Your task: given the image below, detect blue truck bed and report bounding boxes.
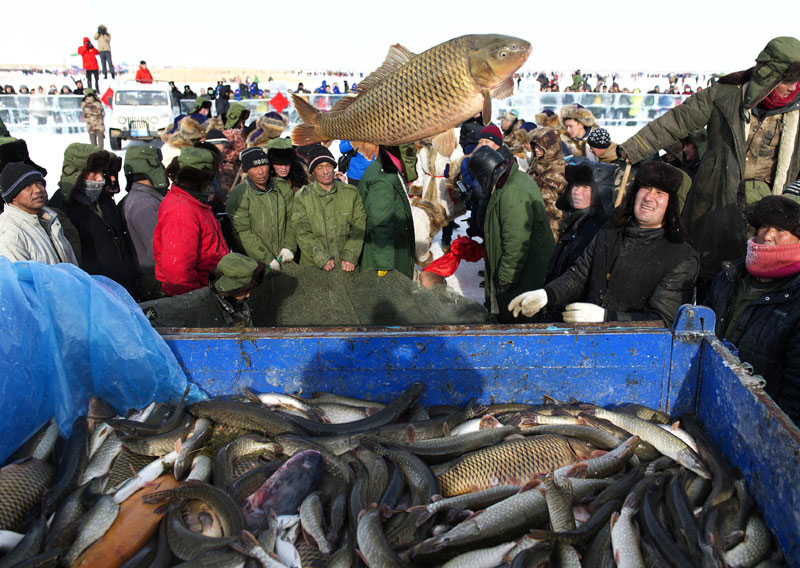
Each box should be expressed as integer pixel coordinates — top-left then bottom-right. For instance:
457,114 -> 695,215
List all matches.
162,305 -> 800,564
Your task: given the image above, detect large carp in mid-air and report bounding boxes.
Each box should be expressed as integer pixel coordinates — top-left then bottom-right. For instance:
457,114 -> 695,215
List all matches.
291,34 -> 532,158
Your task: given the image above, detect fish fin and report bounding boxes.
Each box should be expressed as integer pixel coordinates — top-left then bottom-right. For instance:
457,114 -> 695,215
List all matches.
356,549 -> 369,565
358,44 -> 416,94
521,479 -> 542,492
491,76 -> 516,99
442,422 -> 451,438
609,511 -> 619,528
465,508 -> 485,520
352,141 -> 379,161
614,549 -> 621,564
311,407 -> 330,423
481,88 -> 492,125
591,450 -> 608,458
292,124 -> 323,148
671,421 -> 681,431
566,463 -> 588,479
365,406 -> 381,417
431,130 -> 457,159
329,95 -> 357,115
479,415 -> 502,429
406,505 -> 433,527
302,527 -> 314,548
174,438 -> 182,455
504,413 -> 522,428
527,528 -> 551,540
469,483 -> 482,493
431,494 -> 443,502
403,424 -> 417,444
291,93 -> 321,125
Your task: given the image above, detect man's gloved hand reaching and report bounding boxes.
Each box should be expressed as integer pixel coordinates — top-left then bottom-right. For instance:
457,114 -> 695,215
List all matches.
562,302 -> 606,323
508,289 -> 548,318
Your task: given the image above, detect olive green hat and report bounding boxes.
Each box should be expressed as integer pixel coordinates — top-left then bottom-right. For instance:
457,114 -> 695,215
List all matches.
266,137 -> 293,151
224,102 -> 250,129
745,36 -> 800,109
212,253 -> 265,295
58,142 -> 110,201
124,145 -> 168,190
165,144 -> 220,193
189,95 -> 212,115
178,146 -> 215,170
84,88 -> 96,97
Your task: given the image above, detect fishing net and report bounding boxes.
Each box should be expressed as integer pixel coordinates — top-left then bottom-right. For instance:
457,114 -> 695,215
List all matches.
248,263 -> 493,327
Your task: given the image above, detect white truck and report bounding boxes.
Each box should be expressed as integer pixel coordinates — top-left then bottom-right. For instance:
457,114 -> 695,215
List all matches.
107,82 -> 180,150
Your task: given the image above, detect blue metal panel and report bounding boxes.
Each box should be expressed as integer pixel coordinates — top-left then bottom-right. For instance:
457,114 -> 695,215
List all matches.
165,324 -> 679,412
696,338 -> 800,566
666,305 -> 715,416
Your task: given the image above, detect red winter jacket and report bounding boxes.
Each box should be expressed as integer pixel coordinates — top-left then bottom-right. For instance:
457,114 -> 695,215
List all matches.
153,185 -> 229,296
135,67 -> 153,84
78,39 -> 99,71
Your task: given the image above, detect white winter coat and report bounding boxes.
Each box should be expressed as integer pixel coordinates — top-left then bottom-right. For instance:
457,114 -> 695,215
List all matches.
0,205 -> 78,265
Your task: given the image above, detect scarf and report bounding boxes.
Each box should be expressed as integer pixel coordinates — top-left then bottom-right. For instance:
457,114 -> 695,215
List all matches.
745,237 -> 800,278
759,82 -> 799,110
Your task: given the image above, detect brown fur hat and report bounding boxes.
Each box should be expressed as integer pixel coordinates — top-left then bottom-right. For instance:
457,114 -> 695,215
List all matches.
534,109 -> 561,129
246,112 -> 290,147
560,104 -> 596,128
162,116 -> 204,147
530,127 -> 562,155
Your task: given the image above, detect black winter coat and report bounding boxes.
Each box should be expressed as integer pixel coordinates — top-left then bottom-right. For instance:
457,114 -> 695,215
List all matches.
706,259 -> 800,424
544,224 -> 698,326
544,208 -> 609,284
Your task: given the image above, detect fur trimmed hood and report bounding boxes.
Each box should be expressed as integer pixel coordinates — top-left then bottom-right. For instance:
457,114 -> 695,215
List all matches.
560,104 -> 596,128
535,110 -> 561,129
161,116 -> 205,147
246,113 -> 290,147
530,127 -> 564,163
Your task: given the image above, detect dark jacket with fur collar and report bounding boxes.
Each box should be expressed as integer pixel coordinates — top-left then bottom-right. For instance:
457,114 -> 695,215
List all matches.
620,71 -> 800,280
706,258 -> 800,424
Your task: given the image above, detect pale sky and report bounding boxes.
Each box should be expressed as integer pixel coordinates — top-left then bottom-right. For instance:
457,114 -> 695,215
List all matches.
2,0 -> 799,73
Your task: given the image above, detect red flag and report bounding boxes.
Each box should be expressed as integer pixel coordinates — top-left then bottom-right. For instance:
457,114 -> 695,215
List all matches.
100,87 -> 114,108
270,91 -> 288,114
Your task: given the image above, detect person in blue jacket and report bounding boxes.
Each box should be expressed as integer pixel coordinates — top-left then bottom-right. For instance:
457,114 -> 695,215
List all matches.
338,141 -> 374,187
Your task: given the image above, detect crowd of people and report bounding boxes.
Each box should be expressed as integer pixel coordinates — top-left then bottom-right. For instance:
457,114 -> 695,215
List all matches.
0,36 -> 799,422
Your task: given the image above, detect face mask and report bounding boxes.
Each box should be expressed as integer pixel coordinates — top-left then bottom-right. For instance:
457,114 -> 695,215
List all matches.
78,179 -> 105,204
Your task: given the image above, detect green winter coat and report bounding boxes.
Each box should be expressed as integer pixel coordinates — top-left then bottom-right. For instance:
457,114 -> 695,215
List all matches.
226,176 -> 296,264
620,81 -> 800,280
139,285 -> 251,328
357,160 -> 416,279
484,163 -> 555,323
291,180 -> 366,268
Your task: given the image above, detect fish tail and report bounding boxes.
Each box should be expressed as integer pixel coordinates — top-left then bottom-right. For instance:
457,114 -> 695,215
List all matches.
291,94 -> 323,146
406,505 -> 433,527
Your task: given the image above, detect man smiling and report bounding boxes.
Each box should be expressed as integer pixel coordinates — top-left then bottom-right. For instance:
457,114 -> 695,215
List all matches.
509,161 -> 698,326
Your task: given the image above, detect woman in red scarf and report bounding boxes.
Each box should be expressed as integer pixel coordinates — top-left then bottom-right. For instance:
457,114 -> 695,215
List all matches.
705,193 -> 800,424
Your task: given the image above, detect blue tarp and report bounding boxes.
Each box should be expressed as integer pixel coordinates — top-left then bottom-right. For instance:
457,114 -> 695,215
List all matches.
0,259 -> 203,464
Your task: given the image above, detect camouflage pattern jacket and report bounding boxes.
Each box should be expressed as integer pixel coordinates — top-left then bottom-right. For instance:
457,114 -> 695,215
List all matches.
81,96 -> 105,134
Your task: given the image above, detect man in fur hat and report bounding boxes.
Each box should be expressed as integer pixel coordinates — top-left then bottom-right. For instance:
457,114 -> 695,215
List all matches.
47,143 -> 136,294
246,112 -> 289,148
619,36 -> 800,296
153,145 -> 229,296
559,104 -> 597,160
509,161 -> 698,327
705,192 -> 800,423
81,89 -> 105,149
140,252 -> 264,328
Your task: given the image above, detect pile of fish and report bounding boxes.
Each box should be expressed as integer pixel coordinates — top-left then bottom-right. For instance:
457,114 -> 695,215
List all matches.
0,383 -> 785,567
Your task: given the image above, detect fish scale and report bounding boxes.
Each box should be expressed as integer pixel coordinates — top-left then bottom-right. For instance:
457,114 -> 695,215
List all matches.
292,34 -> 531,155
437,434 -> 578,496
0,458 -> 54,531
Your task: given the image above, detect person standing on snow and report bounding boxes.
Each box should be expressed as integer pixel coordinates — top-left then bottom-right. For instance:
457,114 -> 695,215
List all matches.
77,37 -> 99,91
81,88 -> 105,149
93,25 -> 114,80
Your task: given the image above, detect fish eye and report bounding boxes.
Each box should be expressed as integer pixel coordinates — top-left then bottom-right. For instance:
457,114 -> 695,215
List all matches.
499,51 -> 508,58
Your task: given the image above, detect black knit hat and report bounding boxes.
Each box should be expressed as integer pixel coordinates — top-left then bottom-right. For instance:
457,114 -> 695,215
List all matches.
240,147 -> 269,172
1,162 -> 45,203
587,128 -> 611,149
306,144 -> 336,173
748,195 -> 800,238
205,129 -> 227,145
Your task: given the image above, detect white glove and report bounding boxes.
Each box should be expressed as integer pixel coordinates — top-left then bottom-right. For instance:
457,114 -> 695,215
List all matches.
508,289 -> 548,318
279,248 -> 294,263
562,302 -> 606,323
268,256 -> 282,272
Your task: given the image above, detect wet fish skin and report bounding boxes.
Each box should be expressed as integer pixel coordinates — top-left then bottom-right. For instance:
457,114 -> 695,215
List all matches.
723,514 -> 771,568
378,458 -> 406,511
664,469 -> 701,561
371,425 -> 518,464
229,529 -> 285,568
528,498 -> 622,546
584,522 -> 616,568
555,436 -> 640,485
440,540 -> 517,568
679,414 -> 734,514
214,434 -> 281,491
0,457 -> 54,531
0,514 -> 47,568
292,35 -> 531,159
113,450 -> 177,504
517,422 -> 622,450
274,434 -> 353,483
64,495 -> 119,567
406,485 -> 520,527
188,399 -> 299,436
80,430 -> 123,484
638,482 -> 694,568
610,492 -> 644,568
436,434 -> 578,496
43,478 -> 104,552
242,450 -> 324,529
42,415 -> 88,518
542,476 -> 575,533
584,407 -> 710,479
357,507 -> 409,568
30,419 -> 59,462
300,492 -> 331,555
228,458 -> 287,505
121,414 -> 193,457
309,393 -> 386,410
109,386 -> 191,437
